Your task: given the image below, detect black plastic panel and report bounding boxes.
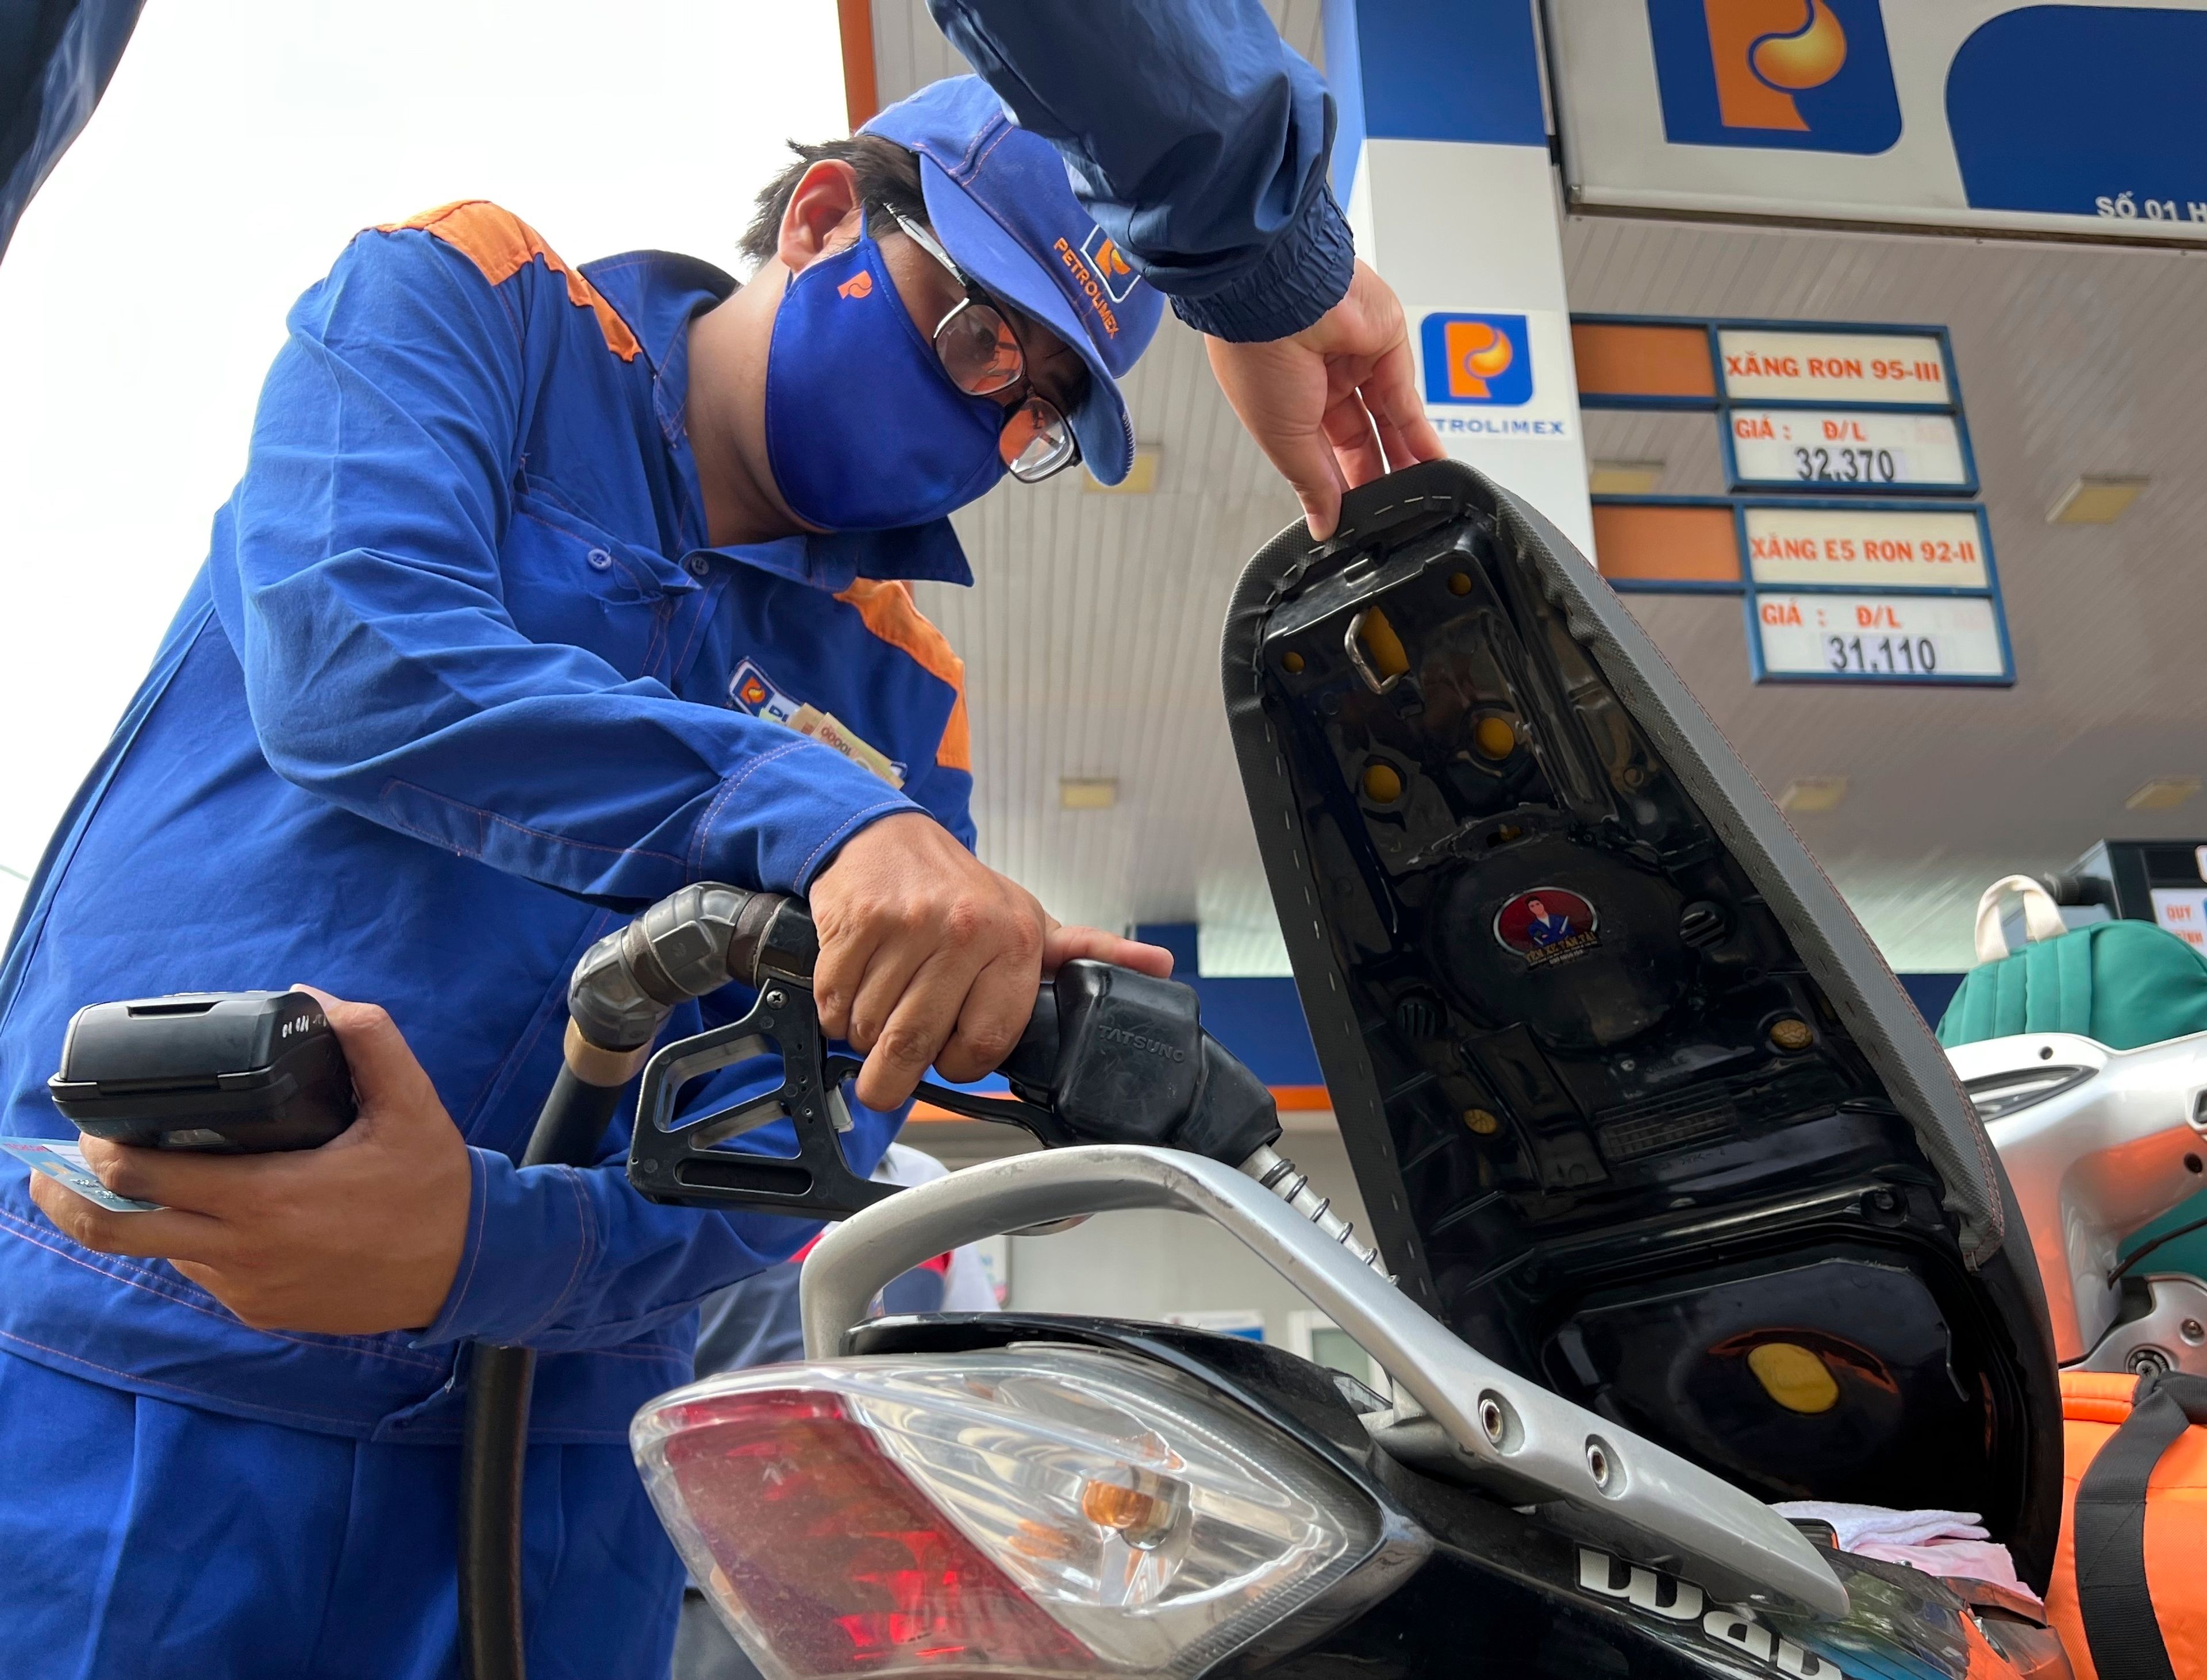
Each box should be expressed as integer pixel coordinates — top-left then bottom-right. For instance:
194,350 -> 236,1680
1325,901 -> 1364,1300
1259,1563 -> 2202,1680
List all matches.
1220,462 -> 2060,1586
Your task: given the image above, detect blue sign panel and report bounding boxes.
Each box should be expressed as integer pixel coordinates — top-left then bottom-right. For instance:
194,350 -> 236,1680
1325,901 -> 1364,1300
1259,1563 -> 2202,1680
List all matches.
1948,6 -> 2207,226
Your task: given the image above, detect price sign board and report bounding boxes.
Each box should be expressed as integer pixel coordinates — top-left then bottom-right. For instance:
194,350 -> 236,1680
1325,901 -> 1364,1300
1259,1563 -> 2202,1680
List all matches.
1577,314 -> 2010,687
1727,409 -> 1972,494
1743,505 -> 1989,591
1716,329 -> 1952,406
2152,889 -> 2207,952
1751,591 -> 2011,685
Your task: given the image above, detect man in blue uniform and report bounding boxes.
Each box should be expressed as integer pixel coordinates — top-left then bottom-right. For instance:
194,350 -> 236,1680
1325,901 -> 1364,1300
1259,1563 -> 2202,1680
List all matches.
0,5 -> 1442,1677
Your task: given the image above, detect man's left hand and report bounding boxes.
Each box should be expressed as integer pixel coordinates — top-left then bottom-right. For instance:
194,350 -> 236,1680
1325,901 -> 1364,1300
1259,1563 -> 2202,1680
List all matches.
27,989 -> 471,1337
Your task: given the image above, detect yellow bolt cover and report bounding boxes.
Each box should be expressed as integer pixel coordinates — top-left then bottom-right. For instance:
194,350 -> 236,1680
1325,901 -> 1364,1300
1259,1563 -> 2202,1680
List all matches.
1358,608 -> 1412,679
1746,1341 -> 1841,1414
1464,1108 -> 1502,1136
1448,571 -> 1473,596
1474,715 -> 1517,760
1282,651 -> 1305,674
1769,1017 -> 1814,1052
1363,762 -> 1404,803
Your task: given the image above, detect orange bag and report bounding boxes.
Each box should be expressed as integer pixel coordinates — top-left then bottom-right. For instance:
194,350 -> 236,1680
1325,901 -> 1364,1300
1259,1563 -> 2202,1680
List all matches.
2048,1369 -> 2207,1680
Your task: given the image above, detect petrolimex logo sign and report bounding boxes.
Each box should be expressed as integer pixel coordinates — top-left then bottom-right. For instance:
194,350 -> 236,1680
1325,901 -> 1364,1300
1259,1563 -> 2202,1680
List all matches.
1417,310 -> 1575,440
1422,313 -> 1533,406
1647,0 -> 1901,154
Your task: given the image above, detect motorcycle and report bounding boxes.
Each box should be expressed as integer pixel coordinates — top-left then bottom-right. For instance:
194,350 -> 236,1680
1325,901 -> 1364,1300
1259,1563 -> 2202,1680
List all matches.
482,461 -> 2094,1678
1951,1025 -> 2207,1382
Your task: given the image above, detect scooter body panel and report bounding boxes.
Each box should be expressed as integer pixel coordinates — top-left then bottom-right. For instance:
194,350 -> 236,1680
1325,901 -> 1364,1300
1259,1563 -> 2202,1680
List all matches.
1948,1028 -> 2207,1362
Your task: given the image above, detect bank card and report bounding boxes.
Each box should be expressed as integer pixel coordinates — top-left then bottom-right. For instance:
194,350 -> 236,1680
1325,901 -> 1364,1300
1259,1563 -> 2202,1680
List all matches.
2,1139 -> 162,1211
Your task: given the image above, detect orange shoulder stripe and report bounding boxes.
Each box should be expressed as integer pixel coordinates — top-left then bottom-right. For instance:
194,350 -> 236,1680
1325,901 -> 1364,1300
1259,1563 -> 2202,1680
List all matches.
375,201 -> 641,362
834,579 -> 971,774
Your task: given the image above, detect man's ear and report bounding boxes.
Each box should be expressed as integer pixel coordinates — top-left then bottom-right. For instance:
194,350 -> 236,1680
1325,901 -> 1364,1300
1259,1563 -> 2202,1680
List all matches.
778,160 -> 866,275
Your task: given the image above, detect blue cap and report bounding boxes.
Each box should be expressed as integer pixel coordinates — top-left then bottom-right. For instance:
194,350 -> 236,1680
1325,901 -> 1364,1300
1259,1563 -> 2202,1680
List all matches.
864,77 -> 1163,486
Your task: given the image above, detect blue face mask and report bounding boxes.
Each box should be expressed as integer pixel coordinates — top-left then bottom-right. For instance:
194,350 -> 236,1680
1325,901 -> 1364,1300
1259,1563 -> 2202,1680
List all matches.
763,228 -> 1008,532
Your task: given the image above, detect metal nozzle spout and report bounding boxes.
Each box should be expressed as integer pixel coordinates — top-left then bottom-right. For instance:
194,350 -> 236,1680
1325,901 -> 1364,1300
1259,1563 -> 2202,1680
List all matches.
1240,1143 -> 1389,1275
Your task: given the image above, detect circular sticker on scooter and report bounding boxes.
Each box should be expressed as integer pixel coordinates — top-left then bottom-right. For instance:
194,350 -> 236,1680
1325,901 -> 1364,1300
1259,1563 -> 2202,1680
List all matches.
1493,887 -> 1600,968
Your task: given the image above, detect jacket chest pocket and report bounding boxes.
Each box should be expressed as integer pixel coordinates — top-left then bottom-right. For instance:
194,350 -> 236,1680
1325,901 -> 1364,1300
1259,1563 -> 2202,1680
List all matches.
498,487 -> 695,681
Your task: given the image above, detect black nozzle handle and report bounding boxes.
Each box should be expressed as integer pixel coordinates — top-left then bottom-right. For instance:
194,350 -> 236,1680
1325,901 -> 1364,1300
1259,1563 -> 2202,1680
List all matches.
2036,869 -> 2116,910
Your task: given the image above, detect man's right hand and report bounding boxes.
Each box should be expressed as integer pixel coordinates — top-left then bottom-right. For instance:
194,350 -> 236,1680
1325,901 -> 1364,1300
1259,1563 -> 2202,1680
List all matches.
1203,259 -> 1445,542
809,813 -> 1174,1110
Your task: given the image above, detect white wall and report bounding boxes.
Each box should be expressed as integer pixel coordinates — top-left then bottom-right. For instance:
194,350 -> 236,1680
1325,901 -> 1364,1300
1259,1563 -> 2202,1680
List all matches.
0,0 -> 846,924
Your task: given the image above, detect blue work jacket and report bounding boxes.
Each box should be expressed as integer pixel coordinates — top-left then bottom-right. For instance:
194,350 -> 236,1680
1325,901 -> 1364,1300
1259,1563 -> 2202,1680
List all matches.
0,202 -> 975,1444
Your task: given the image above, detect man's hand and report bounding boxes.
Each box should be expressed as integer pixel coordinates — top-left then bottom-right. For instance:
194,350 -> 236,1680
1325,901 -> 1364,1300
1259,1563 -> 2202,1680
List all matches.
810,812 -> 1174,1110
1204,260 -> 1445,541
28,990 -> 471,1336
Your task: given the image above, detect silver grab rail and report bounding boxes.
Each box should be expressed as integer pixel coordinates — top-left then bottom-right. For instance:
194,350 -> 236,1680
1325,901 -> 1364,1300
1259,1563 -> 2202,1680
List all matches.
799,1144 -> 1848,1621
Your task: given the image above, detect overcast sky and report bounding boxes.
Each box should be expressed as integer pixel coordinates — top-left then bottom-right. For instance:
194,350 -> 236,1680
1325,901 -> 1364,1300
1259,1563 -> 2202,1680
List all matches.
0,0 -> 846,929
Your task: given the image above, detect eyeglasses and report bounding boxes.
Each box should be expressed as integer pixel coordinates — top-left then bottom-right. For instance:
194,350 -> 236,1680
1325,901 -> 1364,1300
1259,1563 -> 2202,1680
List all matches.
889,210 -> 1081,484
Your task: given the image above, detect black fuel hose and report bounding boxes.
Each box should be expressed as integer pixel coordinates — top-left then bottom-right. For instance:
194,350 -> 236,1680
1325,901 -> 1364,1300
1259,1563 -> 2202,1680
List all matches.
457,1063 -> 635,1680
458,886 -> 809,1680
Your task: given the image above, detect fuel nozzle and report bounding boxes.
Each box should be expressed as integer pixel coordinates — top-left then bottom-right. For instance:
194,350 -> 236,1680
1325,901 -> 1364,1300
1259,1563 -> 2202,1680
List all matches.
586,890 -> 1390,1275
567,884 -> 817,1054
1000,961 -> 1387,1275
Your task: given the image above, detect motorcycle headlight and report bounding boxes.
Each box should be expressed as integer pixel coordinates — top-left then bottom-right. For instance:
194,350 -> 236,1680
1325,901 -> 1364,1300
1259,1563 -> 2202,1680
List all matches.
1962,1063 -> 2092,1124
632,1348 -> 1424,1678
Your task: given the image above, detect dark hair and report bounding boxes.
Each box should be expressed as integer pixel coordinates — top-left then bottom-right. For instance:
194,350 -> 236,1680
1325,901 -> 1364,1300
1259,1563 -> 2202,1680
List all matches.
739,135 -> 929,272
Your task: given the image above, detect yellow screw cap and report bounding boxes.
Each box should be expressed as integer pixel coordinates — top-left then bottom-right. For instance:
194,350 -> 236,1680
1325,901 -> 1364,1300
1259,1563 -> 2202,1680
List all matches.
1363,762 -> 1404,803
1747,1341 -> 1840,1414
1464,1108 -> 1501,1136
1281,651 -> 1305,674
1448,571 -> 1473,596
1770,1017 -> 1814,1052
1474,716 -> 1517,760
1356,609 -> 1412,680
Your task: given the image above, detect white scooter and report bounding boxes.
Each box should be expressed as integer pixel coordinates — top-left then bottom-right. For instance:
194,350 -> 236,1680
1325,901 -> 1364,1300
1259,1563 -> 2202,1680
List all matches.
1946,878 -> 2207,1379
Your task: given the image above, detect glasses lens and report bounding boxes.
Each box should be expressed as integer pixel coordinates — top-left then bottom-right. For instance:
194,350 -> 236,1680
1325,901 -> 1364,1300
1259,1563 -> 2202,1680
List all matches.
1001,397 -> 1076,482
934,302 -> 1022,397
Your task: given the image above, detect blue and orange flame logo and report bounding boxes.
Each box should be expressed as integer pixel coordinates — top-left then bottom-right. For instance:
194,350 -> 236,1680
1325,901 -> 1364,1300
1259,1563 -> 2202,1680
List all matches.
1421,313 -> 1533,406
1079,225 -> 1141,305
1447,320 -> 1514,398
1647,0 -> 1900,154
1711,0 -> 1848,130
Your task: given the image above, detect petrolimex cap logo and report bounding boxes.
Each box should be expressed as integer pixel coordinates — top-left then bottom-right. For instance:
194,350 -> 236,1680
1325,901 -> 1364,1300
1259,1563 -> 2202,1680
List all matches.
1647,0 -> 1901,155
1421,313 -> 1532,406
1078,225 -> 1140,305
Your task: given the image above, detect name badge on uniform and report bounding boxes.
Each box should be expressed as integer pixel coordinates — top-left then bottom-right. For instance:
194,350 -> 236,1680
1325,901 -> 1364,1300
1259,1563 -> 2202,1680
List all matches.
728,660 -> 906,789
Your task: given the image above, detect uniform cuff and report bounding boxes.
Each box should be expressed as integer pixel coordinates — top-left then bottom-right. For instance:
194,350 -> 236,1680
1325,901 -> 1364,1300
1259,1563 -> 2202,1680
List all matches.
413,1147 -> 591,1347
1169,184 -> 1356,344
688,736 -> 924,895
